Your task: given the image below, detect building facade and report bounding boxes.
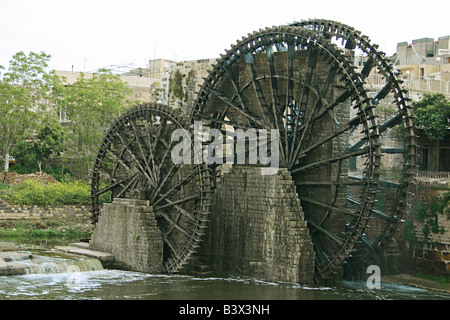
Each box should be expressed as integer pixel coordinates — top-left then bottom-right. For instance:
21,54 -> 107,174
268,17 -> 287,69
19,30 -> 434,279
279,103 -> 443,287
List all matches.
392,36 -> 450,95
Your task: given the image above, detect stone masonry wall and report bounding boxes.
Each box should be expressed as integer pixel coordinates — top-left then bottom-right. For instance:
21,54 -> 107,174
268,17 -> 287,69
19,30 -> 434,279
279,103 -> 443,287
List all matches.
89,198 -> 163,273
199,166 -> 315,284
0,203 -> 90,220
406,178 -> 450,275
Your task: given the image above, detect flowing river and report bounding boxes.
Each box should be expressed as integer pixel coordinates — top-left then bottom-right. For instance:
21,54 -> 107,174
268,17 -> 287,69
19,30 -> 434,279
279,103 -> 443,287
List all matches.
1,240 -> 449,301
2,269 -> 450,301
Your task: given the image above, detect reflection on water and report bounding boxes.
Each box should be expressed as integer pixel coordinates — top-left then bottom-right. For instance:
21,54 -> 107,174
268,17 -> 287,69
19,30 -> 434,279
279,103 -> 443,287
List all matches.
1,270 -> 449,301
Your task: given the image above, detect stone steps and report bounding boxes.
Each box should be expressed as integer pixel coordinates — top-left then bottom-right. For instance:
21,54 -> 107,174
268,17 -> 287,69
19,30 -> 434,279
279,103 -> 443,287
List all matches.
68,242 -> 90,249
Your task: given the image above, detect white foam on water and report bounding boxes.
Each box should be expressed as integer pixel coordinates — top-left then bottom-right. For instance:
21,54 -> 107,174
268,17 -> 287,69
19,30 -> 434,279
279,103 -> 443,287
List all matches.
24,257 -> 104,275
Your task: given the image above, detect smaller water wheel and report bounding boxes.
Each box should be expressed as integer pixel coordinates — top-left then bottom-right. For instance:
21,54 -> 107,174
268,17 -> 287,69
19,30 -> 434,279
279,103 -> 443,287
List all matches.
90,103 -> 212,273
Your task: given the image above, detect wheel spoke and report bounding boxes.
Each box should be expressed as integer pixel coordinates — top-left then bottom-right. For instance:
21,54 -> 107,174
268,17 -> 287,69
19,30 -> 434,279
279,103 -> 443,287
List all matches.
221,64 -> 254,126
207,86 -> 269,130
347,196 -> 391,221
113,128 -> 157,189
154,194 -> 200,212
296,114 -> 364,161
95,171 -> 140,196
287,47 -> 319,167
152,167 -> 203,207
156,210 -> 190,237
288,62 -> 340,168
300,195 -> 363,218
307,218 -> 344,246
291,147 -> 371,174
115,174 -> 141,199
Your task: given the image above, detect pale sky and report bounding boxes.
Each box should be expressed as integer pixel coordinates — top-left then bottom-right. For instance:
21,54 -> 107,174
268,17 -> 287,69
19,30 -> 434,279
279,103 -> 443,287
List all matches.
0,0 -> 448,73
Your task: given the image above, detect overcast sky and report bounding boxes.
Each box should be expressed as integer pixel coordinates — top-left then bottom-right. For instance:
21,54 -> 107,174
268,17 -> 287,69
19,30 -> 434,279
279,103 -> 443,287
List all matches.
0,0 -> 448,73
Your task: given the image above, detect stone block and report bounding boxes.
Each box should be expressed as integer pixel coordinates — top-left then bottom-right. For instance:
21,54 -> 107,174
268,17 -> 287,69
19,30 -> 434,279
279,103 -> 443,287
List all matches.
200,166 -> 315,284
89,198 -> 163,273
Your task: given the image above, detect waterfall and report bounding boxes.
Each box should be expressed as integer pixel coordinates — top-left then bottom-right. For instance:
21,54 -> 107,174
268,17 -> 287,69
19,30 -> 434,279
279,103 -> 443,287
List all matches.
1,250 -> 105,276
25,258 -> 103,274
24,257 -> 104,275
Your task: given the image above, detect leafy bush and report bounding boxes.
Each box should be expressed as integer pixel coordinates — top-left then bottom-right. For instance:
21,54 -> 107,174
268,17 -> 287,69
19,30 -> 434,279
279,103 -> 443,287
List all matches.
0,182 -> 11,200
8,164 -> 73,181
43,166 -> 72,182
412,192 -> 449,244
0,182 -> 10,190
0,179 -> 110,206
413,93 -> 450,141
8,164 -> 38,174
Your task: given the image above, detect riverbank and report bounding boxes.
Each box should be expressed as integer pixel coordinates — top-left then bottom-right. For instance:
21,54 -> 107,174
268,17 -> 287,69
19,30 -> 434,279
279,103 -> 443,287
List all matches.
0,215 -> 93,233
0,217 -> 94,249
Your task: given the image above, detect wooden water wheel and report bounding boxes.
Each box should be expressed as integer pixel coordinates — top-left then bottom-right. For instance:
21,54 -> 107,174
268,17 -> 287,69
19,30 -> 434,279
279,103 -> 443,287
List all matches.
291,19 -> 417,274
191,25 -> 383,281
90,103 -> 212,273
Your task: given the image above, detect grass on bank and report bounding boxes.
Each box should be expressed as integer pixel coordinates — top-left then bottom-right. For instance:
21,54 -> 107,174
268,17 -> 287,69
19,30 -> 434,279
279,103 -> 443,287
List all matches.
0,179 -> 110,206
0,179 -> 100,241
416,273 -> 450,284
0,227 -> 90,239
0,219 -> 92,240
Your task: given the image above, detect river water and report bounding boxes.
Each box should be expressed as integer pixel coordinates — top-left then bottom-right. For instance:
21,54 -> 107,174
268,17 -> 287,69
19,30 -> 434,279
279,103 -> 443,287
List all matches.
1,240 -> 450,302
2,267 -> 450,301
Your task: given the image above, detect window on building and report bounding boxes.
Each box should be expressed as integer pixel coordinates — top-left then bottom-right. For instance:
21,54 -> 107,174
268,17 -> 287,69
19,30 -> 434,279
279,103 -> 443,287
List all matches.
418,133 -> 450,172
439,148 -> 450,171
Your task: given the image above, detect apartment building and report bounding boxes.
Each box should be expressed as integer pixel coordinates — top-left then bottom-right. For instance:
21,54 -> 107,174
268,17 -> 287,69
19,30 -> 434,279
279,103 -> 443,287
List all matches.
392,36 -> 450,94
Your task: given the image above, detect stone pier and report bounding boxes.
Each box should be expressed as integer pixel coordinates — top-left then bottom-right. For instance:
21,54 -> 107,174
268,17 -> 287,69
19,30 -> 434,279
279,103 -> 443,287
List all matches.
197,166 -> 316,284
89,198 -> 163,273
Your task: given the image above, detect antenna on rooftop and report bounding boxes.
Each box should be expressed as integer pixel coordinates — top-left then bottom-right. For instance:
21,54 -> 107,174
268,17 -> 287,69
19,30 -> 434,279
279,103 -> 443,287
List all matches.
152,37 -> 157,78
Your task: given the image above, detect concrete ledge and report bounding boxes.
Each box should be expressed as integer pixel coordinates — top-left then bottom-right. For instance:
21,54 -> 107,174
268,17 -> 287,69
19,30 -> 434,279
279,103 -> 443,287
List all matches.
54,244 -> 114,263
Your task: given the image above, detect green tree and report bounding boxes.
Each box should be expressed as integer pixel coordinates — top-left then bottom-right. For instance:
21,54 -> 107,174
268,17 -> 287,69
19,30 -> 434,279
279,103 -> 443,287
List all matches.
32,123 -> 63,172
11,123 -> 62,173
0,51 -> 58,177
55,69 -> 135,178
169,69 -> 184,100
413,93 -> 450,140
11,141 -> 36,169
11,140 -> 36,169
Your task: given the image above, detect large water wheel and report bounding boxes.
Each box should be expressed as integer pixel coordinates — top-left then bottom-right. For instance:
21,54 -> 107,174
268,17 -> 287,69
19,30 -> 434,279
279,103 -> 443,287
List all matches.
191,25 -> 385,281
290,19 -> 417,274
193,20 -> 416,280
90,103 -> 212,273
